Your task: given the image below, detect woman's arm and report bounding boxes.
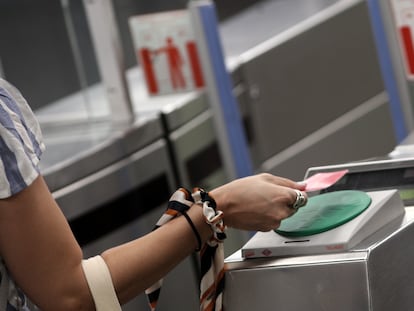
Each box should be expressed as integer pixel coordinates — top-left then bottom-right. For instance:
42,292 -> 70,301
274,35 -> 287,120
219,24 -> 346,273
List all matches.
0,173 -> 305,310
0,176 -> 93,310
0,175 -> 211,310
101,173 -> 306,304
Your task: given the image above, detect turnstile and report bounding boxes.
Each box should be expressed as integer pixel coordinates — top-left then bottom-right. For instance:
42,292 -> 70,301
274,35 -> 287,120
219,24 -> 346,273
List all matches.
224,207 -> 414,311
224,151 -> 414,310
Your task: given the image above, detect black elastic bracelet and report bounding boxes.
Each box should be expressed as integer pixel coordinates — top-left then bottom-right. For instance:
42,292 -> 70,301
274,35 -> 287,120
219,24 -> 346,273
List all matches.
181,211 -> 202,252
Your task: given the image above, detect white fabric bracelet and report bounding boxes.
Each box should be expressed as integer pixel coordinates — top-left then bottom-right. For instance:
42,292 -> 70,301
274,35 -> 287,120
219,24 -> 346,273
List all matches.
81,255 -> 121,311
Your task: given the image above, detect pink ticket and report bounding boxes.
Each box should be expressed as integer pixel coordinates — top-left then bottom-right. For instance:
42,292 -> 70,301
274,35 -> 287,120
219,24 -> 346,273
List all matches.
303,169 -> 349,192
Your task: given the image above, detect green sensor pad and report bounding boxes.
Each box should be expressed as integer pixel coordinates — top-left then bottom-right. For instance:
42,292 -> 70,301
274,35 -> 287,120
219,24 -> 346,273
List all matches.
275,190 -> 372,237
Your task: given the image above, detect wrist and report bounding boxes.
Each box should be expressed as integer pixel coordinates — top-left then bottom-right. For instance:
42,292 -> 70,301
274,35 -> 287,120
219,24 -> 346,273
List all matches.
209,187 -> 230,225
192,188 -> 227,245
187,205 -> 214,246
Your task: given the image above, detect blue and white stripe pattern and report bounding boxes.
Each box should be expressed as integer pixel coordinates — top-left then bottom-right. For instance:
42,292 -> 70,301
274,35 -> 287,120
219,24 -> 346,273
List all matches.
1,259 -> 40,310
0,78 -> 45,198
0,79 -> 44,309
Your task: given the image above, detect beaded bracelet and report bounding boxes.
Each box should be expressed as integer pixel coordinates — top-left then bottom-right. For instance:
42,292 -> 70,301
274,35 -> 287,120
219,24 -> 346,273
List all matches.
192,188 -> 227,245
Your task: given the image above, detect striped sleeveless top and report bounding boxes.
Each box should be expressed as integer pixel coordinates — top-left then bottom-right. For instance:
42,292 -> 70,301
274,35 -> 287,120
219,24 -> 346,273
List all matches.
0,78 -> 44,198
0,78 -> 44,310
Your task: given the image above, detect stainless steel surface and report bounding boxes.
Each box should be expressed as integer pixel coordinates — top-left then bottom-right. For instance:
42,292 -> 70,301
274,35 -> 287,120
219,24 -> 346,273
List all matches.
40,114 -> 164,192
225,253 -> 370,310
263,93 -> 396,180
305,151 -> 414,178
220,0 -> 340,69
225,149 -> 414,310
224,205 -> 414,311
160,91 -> 209,132
52,139 -> 172,220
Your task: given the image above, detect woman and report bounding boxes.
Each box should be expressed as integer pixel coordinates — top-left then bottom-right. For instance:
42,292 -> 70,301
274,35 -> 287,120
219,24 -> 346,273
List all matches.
0,78 -> 307,310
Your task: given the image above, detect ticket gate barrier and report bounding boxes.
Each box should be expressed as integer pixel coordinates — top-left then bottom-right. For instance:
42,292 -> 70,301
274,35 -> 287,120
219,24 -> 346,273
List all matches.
224,157 -> 414,311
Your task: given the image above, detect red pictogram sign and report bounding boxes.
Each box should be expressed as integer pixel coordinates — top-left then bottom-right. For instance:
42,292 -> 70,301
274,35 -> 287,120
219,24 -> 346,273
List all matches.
129,10 -> 205,96
390,0 -> 414,80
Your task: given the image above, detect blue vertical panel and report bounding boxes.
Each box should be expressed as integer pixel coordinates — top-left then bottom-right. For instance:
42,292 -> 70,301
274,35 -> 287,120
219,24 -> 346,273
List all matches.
194,2 -> 253,178
367,0 -> 407,142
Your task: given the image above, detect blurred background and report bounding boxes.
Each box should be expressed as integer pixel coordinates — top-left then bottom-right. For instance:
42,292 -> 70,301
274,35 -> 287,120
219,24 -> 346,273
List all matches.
0,1 -> 404,310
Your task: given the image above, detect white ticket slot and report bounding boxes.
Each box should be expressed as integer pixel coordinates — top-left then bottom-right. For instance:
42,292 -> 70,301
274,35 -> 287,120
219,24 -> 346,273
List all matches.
242,189 -> 406,258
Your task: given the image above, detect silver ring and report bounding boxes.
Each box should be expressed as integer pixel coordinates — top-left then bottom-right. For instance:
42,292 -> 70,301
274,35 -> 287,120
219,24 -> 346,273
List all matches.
291,190 -> 307,210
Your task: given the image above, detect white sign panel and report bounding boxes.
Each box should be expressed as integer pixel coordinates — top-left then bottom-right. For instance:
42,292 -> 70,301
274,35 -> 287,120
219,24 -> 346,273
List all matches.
390,0 -> 414,80
129,10 -> 205,96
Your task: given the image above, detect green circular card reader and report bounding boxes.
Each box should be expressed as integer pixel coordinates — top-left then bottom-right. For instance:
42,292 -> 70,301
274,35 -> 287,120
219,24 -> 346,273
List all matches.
275,190 -> 372,237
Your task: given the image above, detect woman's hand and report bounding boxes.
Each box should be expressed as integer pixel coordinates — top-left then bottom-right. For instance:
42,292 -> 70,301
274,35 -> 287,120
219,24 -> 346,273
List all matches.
210,173 -> 307,232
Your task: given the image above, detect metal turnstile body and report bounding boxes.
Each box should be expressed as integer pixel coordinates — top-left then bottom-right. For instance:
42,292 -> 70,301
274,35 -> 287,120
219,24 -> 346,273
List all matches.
224,147 -> 414,310
224,200 -> 414,311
